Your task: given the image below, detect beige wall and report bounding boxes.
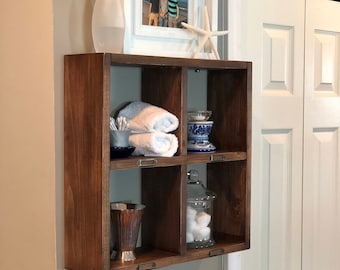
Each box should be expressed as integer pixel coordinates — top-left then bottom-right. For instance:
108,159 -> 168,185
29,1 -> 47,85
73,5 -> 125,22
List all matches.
53,0 -> 94,268
0,0 -> 94,269
0,1 -> 222,269
0,0 -> 56,269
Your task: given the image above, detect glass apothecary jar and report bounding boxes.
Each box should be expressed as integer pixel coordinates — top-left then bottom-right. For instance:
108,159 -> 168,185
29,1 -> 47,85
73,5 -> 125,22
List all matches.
186,170 -> 216,249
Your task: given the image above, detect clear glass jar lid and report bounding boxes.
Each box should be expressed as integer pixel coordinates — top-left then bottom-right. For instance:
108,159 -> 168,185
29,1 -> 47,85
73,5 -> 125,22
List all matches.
187,170 -> 216,202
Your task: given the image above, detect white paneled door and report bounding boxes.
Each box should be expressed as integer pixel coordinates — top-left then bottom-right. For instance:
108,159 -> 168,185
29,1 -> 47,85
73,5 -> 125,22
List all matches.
228,0 -> 305,269
303,0 -> 340,269
228,0 -> 340,269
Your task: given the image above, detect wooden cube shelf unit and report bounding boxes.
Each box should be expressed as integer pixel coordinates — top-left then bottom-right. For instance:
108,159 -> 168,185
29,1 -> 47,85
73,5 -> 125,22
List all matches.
64,53 -> 252,270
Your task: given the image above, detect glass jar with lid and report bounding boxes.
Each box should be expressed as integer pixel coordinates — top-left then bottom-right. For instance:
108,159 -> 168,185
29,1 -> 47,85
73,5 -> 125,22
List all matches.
186,170 -> 216,249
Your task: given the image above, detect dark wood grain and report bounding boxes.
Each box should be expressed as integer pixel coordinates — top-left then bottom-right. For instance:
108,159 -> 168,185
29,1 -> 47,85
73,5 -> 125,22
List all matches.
141,66 -> 187,155
141,166 -> 186,254
208,161 -> 248,238
110,241 -> 247,270
109,151 -> 246,170
208,69 -> 249,152
64,53 -> 111,270
108,53 -> 251,69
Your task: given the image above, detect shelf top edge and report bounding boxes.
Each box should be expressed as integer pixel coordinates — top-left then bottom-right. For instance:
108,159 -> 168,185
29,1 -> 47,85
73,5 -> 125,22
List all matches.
110,151 -> 247,170
65,53 -> 252,69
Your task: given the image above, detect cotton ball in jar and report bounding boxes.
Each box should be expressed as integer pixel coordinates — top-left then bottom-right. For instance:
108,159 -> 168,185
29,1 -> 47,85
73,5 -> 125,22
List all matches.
193,227 -> 211,241
186,232 -> 194,243
195,211 -> 211,228
187,219 -> 197,234
187,206 -> 197,221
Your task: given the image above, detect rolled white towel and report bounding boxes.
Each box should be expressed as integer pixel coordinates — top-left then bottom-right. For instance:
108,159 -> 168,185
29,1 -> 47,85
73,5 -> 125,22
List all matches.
118,101 -> 179,133
129,132 -> 178,157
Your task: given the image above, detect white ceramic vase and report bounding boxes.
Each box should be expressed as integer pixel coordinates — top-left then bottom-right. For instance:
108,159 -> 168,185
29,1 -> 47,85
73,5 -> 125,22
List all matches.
92,0 -> 125,53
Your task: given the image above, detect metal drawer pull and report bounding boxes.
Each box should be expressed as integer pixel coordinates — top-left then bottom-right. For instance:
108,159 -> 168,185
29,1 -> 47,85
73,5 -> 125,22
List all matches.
209,248 -> 224,257
210,154 -> 225,162
138,262 -> 157,270
137,158 -> 158,167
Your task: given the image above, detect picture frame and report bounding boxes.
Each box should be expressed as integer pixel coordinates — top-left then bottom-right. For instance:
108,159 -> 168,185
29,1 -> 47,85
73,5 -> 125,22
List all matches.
123,0 -> 218,58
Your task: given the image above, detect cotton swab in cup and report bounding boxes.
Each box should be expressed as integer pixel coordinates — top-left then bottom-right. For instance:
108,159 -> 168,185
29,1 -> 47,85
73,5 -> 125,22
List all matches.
116,116 -> 128,130
110,117 -> 118,131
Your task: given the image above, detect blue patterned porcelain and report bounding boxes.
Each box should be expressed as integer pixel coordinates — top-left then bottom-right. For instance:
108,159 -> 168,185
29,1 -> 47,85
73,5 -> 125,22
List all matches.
187,121 -> 216,152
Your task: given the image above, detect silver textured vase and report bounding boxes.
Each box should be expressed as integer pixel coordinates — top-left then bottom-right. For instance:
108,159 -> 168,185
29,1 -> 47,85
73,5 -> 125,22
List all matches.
110,203 -> 145,262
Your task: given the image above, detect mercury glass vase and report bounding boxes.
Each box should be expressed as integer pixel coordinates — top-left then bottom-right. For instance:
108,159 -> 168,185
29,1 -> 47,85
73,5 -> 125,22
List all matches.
110,203 -> 145,262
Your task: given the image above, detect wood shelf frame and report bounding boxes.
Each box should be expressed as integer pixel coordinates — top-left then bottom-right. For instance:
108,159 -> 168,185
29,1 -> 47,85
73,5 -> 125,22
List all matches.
64,53 -> 252,270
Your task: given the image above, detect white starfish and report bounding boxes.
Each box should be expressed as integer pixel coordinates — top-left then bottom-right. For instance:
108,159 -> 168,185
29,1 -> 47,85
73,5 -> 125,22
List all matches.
181,6 -> 229,59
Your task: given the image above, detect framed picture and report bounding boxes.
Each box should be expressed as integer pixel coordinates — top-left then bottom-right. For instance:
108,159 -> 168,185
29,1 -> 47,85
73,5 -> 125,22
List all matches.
123,0 -> 218,58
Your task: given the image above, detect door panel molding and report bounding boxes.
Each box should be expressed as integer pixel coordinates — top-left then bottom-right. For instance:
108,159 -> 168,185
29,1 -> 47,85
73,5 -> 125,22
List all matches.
303,127 -> 340,270
314,30 -> 340,95
263,24 -> 294,95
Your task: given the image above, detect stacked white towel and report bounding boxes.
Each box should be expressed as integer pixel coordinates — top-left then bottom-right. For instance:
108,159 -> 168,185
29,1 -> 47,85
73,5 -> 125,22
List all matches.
118,101 -> 179,133
129,132 -> 178,157
118,101 -> 179,157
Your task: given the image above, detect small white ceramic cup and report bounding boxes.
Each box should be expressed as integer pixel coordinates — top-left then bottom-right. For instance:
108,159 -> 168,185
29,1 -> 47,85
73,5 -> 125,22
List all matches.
110,130 -> 130,147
